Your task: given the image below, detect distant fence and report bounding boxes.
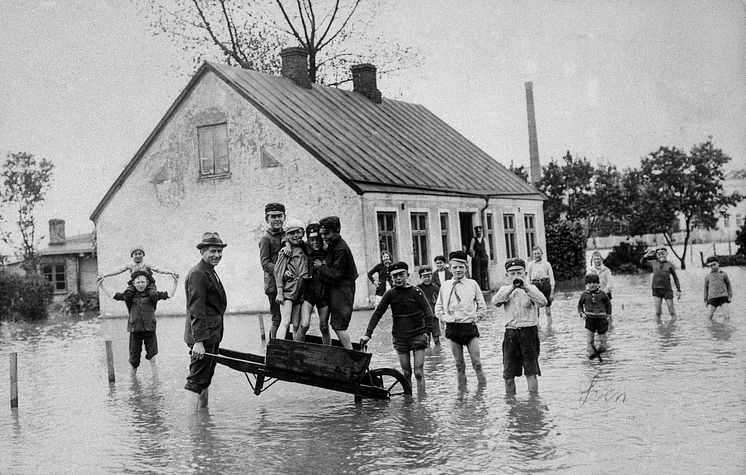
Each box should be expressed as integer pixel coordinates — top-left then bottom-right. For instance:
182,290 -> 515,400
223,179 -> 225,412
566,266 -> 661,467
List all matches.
588,231 -> 736,251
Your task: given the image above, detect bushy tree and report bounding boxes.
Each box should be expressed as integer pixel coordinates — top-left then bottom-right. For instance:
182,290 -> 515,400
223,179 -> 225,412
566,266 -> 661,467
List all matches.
0,152 -> 55,267
545,220 -> 586,280
736,221 -> 746,255
133,0 -> 419,86
629,138 -> 743,269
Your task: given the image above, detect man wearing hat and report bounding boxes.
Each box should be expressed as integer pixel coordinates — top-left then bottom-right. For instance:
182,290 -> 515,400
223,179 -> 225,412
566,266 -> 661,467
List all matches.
259,202 -> 287,338
184,232 -> 228,410
491,258 -> 547,395
468,225 -> 489,290
434,250 -> 488,387
315,216 -> 358,349
361,261 -> 433,392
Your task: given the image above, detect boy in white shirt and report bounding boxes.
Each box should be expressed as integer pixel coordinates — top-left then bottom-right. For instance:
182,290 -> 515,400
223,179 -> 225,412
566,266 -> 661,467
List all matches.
526,246 -> 555,324
435,250 -> 488,388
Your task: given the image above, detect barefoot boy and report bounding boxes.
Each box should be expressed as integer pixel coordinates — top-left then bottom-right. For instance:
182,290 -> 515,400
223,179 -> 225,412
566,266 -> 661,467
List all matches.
526,246 -> 554,325
361,261 -> 433,392
577,273 -> 612,359
435,250 -> 488,387
274,219 -> 309,341
491,258 -> 546,394
641,245 -> 681,320
704,256 -> 732,321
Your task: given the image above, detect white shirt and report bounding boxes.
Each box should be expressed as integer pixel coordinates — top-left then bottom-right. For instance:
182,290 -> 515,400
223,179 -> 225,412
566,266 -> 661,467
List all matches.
435,277 -> 486,324
491,284 -> 547,328
526,260 -> 555,286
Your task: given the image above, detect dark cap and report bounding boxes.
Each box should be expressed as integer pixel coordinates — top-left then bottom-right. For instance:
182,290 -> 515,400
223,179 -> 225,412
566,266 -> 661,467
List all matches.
474,225 -> 483,230
505,258 -> 526,271
434,255 -> 446,263
389,261 -> 409,275
197,232 -> 228,250
448,250 -> 468,263
585,273 -> 600,284
418,265 -> 433,275
319,216 -> 341,233
706,256 -> 719,264
306,223 -> 320,238
265,203 -> 286,214
130,270 -> 151,283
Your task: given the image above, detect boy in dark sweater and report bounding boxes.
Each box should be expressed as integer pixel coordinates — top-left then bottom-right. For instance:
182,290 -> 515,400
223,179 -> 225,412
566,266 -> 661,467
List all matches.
416,265 -> 441,348
361,261 -> 433,392
641,245 -> 681,321
100,270 -> 177,371
578,273 -> 612,359
704,256 -> 732,321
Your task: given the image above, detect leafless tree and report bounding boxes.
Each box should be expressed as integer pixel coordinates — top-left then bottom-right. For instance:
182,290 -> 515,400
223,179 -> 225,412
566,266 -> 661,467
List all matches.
132,0 -> 419,86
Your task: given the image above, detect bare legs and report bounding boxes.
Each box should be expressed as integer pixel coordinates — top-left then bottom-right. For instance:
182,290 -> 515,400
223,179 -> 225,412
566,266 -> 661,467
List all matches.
449,338 -> 486,388
275,300 -> 294,340
654,296 -> 677,321
504,376 -> 538,395
398,349 -> 426,392
707,303 -> 730,321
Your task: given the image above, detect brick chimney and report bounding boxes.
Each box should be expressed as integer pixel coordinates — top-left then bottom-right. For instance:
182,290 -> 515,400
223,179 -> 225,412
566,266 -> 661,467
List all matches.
49,219 -> 65,245
280,47 -> 312,89
351,64 -> 382,104
525,81 -> 541,186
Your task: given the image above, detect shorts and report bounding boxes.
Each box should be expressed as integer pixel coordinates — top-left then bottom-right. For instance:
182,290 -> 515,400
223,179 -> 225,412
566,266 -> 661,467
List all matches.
329,283 -> 355,331
652,288 -> 674,300
445,322 -> 480,346
707,296 -> 729,307
429,316 -> 441,339
303,279 -> 329,308
584,317 -> 609,335
502,326 -> 541,379
532,279 -> 552,307
392,333 -> 429,354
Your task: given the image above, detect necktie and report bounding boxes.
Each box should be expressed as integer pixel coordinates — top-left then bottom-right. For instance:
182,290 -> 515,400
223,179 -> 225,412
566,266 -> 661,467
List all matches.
447,280 -> 462,315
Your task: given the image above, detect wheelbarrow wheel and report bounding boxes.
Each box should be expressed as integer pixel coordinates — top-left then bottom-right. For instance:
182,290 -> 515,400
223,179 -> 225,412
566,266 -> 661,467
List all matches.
368,368 -> 412,397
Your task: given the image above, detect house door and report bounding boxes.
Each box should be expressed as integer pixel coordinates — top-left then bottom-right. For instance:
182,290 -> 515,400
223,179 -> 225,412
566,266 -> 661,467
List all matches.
458,212 -> 475,253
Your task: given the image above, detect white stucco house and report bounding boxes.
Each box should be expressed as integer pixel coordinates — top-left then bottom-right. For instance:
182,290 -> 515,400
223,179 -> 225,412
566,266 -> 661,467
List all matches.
91,47 -> 545,316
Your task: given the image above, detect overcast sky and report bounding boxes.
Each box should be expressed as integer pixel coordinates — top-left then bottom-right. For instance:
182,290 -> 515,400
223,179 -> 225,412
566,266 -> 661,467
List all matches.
1,0 -> 744,242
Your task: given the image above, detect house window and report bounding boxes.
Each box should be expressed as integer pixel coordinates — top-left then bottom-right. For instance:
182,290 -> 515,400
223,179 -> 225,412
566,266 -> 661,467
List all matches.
440,213 -> 450,255
42,263 -> 66,292
503,214 -> 517,259
411,212 -> 429,267
198,123 -> 229,176
486,212 -> 496,261
377,212 -> 398,260
525,214 -> 536,257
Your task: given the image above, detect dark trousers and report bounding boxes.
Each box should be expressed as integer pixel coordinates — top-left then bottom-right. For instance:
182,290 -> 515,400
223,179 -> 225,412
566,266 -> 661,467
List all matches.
473,256 -> 489,290
267,292 -> 281,338
185,338 -> 220,393
129,331 -> 158,368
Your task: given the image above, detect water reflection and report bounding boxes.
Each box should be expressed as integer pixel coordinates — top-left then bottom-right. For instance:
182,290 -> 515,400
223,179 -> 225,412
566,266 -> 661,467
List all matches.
656,317 -> 680,349
505,395 -> 555,466
706,320 -> 733,342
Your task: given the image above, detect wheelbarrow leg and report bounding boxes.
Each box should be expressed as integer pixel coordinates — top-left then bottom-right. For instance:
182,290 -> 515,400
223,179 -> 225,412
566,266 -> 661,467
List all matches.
254,373 -> 265,396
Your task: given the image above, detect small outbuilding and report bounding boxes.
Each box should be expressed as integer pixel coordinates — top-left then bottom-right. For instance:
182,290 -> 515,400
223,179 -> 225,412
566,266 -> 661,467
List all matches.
91,48 -> 545,316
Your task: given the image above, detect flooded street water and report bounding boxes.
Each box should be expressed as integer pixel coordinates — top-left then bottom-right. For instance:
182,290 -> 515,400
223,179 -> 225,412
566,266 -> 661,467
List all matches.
1,265 -> 744,474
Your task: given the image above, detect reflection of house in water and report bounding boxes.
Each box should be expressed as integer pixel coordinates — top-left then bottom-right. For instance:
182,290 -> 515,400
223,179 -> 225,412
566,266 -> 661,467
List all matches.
91,48 -> 545,316
36,219 -> 98,300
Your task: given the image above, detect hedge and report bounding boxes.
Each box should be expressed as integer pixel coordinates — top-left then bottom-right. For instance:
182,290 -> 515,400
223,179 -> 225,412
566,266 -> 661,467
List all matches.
0,269 -> 54,321
546,220 -> 587,280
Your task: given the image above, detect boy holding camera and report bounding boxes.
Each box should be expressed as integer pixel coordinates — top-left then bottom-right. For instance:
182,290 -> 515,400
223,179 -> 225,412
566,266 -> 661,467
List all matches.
491,258 -> 547,395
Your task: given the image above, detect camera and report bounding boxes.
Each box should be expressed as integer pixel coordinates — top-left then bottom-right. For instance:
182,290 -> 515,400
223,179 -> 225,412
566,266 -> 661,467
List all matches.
513,278 -> 523,287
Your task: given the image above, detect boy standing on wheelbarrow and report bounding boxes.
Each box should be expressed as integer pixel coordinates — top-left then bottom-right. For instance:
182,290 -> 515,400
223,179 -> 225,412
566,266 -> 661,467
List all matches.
361,261 -> 433,393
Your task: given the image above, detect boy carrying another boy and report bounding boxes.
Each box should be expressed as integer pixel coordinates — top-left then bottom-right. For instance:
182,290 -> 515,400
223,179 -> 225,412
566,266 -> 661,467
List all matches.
100,270 -> 178,371
435,250 -> 488,388
491,258 -> 547,395
704,256 -> 732,321
577,273 -> 612,359
361,261 -> 433,392
98,245 -> 178,290
416,265 -> 441,347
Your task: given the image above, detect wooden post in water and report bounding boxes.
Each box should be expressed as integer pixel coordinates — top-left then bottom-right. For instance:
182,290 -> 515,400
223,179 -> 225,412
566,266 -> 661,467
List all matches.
10,352 -> 18,408
258,314 -> 267,344
105,340 -> 115,383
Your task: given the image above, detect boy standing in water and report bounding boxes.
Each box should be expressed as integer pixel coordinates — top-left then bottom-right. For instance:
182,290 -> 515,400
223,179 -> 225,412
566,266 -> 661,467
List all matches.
704,256 -> 732,321
416,265 -> 441,348
435,250 -> 488,387
577,273 -> 612,359
641,245 -> 681,321
526,246 -> 555,325
361,261 -> 433,392
492,258 -> 546,395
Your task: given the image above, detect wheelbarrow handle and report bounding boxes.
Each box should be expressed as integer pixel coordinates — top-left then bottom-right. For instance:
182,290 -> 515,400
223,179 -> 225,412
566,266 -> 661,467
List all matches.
359,339 -> 368,352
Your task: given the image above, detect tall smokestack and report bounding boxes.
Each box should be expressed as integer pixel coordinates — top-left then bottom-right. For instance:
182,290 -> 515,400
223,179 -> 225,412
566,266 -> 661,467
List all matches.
525,81 -> 541,186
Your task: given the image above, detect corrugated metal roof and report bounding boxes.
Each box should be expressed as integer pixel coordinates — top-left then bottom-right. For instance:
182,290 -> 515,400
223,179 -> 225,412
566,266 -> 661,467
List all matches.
210,63 -> 541,198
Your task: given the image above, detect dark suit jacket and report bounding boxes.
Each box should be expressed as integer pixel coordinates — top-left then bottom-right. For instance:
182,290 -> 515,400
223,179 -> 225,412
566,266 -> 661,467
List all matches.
432,268 -> 453,288
183,259 -> 227,346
